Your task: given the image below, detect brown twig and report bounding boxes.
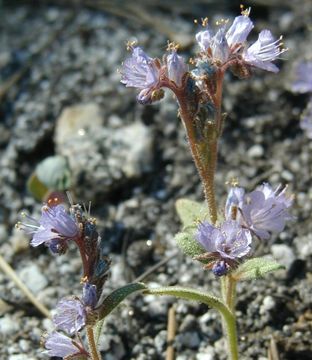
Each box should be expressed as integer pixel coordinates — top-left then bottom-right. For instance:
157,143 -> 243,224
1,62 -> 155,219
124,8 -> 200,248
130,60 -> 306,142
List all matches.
0,254 -> 51,318
268,336 -> 280,360
166,305 -> 176,360
133,250 -> 179,283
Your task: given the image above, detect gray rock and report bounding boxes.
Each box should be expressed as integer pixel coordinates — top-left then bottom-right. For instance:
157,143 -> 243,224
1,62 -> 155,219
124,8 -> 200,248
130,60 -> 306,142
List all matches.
271,244 -> 295,269
18,264 -> 48,293
0,316 -> 19,336
176,331 -> 201,349
56,119 -> 153,201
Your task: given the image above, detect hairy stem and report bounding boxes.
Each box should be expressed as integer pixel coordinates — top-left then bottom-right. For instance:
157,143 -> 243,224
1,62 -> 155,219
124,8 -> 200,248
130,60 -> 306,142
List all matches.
221,276 -> 239,360
86,326 -> 101,360
176,92 -> 218,224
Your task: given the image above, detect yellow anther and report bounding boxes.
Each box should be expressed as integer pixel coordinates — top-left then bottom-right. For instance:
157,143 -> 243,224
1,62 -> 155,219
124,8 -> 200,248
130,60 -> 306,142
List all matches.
240,5 -> 251,17
226,177 -> 239,187
194,19 -> 198,24
126,40 -> 137,51
166,41 -> 180,51
80,276 -> 88,284
201,17 -> 209,27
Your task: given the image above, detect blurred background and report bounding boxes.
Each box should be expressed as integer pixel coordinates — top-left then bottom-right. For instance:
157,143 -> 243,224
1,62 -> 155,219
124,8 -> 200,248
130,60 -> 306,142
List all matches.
0,0 -> 312,359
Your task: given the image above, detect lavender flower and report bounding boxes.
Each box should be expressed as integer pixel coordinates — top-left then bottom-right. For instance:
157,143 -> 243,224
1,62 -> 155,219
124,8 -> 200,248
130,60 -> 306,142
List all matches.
18,204 -> 79,248
45,331 -> 85,358
120,46 -> 162,104
166,50 -> 188,87
196,220 -> 252,276
226,184 -> 293,240
53,298 -> 86,335
300,99 -> 312,139
242,30 -> 286,73
195,9 -> 286,73
195,12 -> 253,64
291,61 -> 312,94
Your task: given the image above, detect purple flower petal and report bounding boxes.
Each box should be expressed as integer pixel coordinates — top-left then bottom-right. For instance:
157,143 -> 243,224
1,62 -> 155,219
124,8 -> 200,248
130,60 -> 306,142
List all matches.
53,298 -> 86,335
167,51 -> 188,87
243,30 -> 286,73
45,331 -> 80,358
226,14 -> 254,47
291,61 -> 312,94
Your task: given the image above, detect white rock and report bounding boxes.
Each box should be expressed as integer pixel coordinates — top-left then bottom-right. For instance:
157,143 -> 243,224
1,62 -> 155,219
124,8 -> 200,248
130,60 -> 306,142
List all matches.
196,346 -> 216,360
260,295 -> 276,315
18,264 -> 48,293
0,316 -> 19,335
9,355 -> 35,360
54,103 -> 102,149
271,244 -> 295,269
247,144 -> 264,158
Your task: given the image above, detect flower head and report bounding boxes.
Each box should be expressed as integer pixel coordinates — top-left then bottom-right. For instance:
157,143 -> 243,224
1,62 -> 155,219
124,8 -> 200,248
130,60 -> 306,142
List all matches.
53,297 -> 86,335
18,204 -> 80,248
120,46 -> 162,104
195,9 -> 286,73
196,220 -> 252,276
44,331 -> 86,358
195,11 -> 253,64
291,61 -> 312,94
242,30 -> 286,73
226,184 -> 293,240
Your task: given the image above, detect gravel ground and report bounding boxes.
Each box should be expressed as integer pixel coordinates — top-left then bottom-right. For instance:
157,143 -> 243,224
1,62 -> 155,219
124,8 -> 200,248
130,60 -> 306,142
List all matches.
0,1 -> 312,359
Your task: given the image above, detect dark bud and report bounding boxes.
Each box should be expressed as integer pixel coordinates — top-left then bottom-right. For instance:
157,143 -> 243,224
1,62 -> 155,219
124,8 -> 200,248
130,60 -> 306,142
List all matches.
212,260 -> 228,276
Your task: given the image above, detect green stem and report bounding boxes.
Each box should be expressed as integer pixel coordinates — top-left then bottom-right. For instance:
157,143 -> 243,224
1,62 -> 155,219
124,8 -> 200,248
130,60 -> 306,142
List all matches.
86,326 -> 101,360
220,276 -> 239,360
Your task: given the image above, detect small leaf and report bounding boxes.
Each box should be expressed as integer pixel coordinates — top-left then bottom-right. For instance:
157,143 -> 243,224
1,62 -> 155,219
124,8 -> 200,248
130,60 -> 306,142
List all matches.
232,257 -> 285,281
27,173 -> 49,201
96,282 -> 147,321
144,286 -> 233,320
175,231 -> 205,258
175,198 -> 208,228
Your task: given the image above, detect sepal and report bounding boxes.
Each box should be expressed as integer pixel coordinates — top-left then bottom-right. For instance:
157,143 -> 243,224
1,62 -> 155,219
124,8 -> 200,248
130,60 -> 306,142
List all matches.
232,257 -> 285,281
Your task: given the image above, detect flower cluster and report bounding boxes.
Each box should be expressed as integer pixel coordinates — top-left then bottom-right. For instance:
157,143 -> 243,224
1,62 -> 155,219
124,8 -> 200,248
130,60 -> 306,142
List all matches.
44,282 -> 97,358
291,60 -> 312,139
120,8 -> 287,108
195,183 -> 293,276
18,199 -> 111,357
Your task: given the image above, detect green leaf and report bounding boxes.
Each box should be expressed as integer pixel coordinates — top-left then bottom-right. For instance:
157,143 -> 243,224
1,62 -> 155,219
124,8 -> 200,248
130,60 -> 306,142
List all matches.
95,282 -> 147,343
175,231 -> 205,258
144,286 -> 233,320
175,198 -> 208,228
96,282 -> 147,321
232,257 -> 285,281
27,173 -> 49,201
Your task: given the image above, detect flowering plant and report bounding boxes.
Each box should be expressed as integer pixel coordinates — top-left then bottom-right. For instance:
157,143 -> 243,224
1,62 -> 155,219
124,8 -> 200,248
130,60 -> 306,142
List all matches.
18,7 -> 293,360
120,7 -> 292,360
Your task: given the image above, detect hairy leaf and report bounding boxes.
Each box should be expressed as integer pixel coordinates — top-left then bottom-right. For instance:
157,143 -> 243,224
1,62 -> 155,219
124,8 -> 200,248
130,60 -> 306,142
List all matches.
175,198 -> 208,228
96,282 -> 147,320
232,257 -> 285,281
95,282 -> 147,343
144,286 -> 233,320
175,231 -> 205,258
